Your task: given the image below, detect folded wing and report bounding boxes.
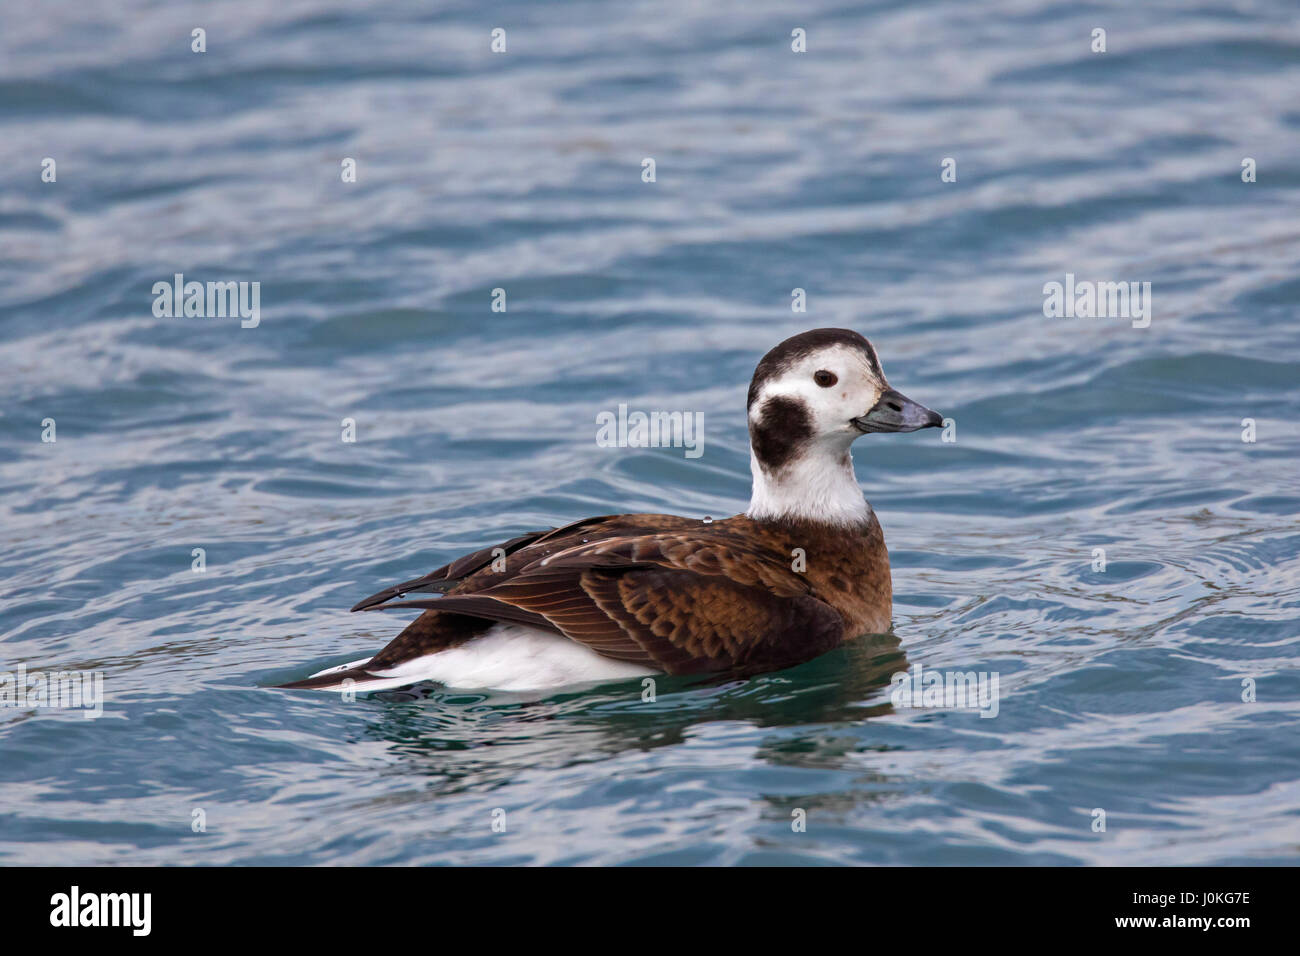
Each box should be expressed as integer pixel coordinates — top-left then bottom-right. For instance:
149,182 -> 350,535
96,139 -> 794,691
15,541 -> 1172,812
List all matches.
362,526 -> 845,676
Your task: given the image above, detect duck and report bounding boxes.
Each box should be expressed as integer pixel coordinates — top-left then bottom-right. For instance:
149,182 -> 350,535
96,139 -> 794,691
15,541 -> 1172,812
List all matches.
276,328 -> 942,693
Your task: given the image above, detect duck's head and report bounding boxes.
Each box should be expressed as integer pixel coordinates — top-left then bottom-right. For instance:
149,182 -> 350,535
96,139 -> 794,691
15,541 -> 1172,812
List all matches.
745,328 -> 942,526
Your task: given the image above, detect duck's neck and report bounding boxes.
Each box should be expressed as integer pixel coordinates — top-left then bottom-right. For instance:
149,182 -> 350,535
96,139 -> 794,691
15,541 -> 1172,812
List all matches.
746,446 -> 872,528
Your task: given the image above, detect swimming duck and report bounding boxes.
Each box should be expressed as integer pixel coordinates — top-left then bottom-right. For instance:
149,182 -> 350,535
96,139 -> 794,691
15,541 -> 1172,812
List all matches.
277,328 -> 941,693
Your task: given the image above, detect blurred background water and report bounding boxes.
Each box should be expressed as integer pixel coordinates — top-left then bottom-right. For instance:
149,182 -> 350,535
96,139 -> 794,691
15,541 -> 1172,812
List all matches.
1,0 -> 1298,865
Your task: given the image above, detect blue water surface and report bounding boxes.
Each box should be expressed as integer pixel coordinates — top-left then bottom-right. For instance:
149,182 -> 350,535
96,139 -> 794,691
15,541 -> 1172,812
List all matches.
1,0 -> 1298,865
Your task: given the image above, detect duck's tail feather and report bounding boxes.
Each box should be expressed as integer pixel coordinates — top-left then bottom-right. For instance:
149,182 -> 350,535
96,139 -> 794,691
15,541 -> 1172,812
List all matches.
274,657 -> 426,693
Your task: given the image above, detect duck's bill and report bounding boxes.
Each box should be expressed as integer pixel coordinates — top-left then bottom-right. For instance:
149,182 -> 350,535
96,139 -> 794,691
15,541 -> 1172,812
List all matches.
852,388 -> 943,433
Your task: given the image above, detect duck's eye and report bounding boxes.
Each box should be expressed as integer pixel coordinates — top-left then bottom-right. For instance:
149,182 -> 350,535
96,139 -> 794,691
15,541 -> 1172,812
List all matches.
813,370 -> 838,388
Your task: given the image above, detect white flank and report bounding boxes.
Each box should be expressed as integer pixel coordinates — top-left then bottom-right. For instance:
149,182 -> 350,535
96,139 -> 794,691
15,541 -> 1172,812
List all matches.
304,623 -> 656,692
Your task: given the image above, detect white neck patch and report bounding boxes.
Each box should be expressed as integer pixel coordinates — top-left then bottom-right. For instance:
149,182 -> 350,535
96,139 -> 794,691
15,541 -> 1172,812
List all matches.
746,445 -> 871,527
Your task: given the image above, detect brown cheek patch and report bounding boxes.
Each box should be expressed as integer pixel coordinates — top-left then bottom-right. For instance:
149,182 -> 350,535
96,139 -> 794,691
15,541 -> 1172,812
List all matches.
750,396 -> 813,472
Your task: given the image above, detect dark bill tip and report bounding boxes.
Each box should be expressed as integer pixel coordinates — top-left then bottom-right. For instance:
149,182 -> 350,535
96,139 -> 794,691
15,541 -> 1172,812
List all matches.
852,388 -> 943,434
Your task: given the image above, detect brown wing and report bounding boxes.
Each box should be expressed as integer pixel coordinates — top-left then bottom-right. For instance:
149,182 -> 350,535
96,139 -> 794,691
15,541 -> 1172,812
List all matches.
349,513 -> 706,612
366,529 -> 845,677
345,514 -> 713,672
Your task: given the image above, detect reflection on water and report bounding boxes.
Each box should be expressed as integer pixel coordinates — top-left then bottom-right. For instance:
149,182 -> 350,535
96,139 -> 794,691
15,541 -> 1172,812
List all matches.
363,632 -> 906,779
